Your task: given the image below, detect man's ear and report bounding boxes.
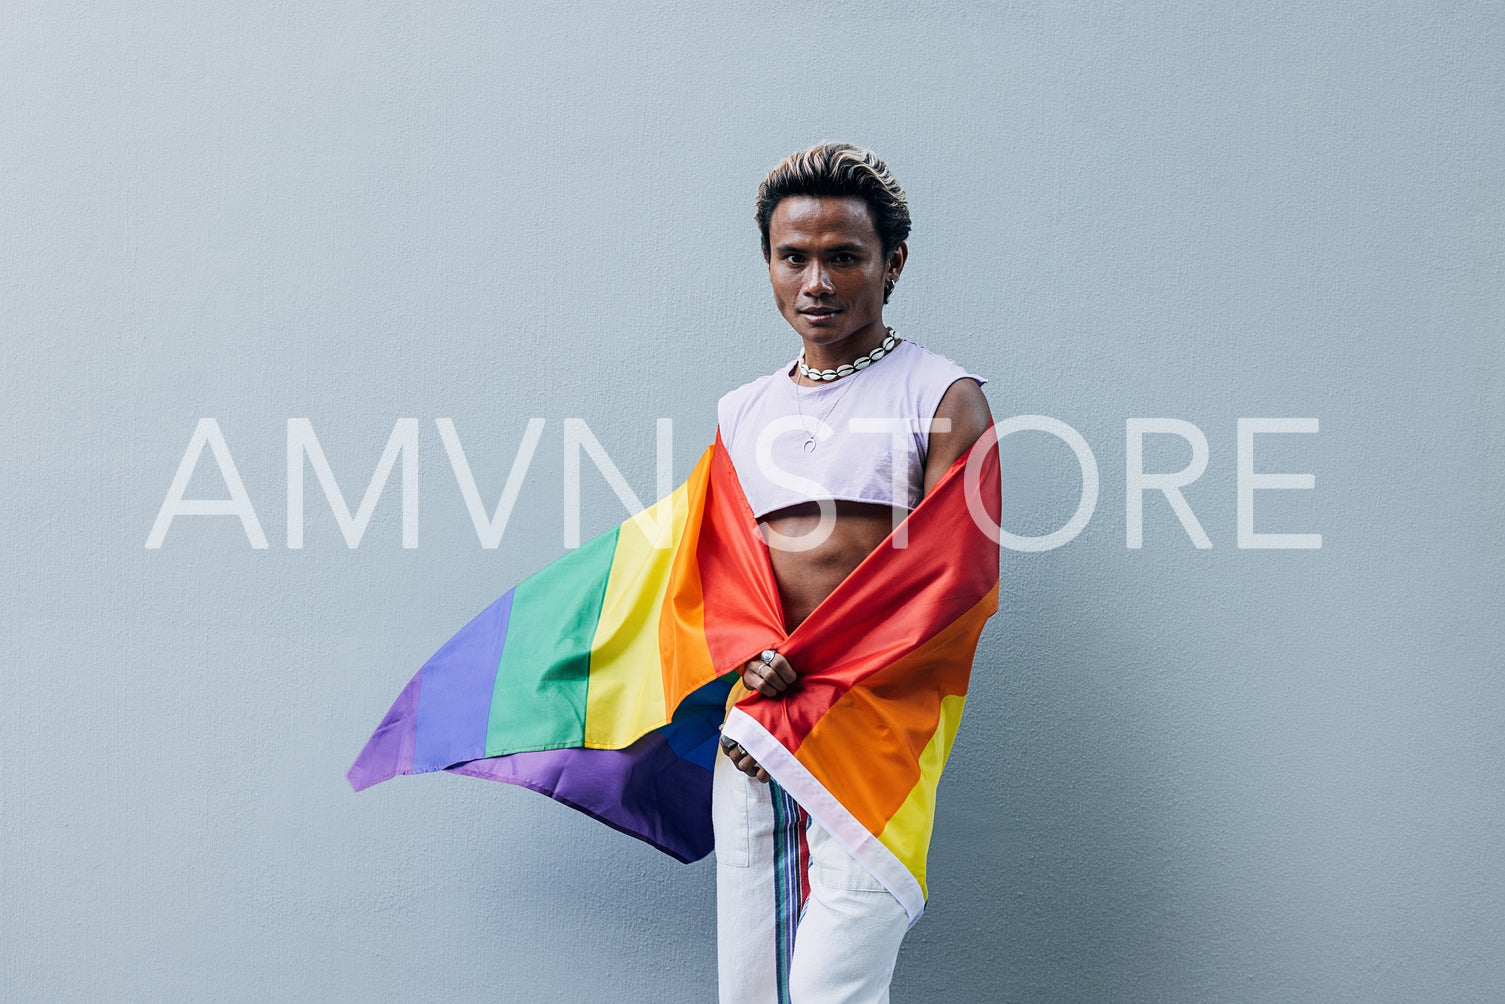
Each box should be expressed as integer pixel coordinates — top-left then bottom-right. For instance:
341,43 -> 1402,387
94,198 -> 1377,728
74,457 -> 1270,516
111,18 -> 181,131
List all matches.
887,241 -> 909,280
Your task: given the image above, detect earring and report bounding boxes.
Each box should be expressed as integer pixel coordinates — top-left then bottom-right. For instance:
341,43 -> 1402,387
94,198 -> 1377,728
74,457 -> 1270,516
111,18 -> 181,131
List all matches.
884,277 -> 896,295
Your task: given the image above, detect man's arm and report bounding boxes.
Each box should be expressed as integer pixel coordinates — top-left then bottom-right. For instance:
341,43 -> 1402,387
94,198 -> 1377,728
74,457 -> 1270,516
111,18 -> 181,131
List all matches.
922,378 -> 993,496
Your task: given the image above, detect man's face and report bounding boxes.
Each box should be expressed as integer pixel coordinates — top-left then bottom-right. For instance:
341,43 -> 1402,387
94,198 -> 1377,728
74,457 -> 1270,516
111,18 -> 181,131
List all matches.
766,196 -> 903,350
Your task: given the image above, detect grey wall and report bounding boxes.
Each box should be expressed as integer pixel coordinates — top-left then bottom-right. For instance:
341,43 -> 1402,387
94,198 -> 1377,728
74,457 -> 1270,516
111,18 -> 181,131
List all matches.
4,2 -> 1501,1001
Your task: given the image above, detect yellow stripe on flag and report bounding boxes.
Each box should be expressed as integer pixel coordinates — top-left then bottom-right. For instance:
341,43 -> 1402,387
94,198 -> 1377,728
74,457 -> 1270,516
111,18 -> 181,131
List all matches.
583,483 -> 692,746
876,692 -> 967,898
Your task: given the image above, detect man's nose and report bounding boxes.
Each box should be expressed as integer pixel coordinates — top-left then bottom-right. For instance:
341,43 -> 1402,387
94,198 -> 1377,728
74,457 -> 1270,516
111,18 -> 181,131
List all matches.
801,262 -> 835,296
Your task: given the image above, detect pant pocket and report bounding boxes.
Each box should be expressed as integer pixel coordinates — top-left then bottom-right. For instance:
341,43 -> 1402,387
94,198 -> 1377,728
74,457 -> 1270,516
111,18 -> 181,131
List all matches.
806,816 -> 890,893
711,751 -> 752,868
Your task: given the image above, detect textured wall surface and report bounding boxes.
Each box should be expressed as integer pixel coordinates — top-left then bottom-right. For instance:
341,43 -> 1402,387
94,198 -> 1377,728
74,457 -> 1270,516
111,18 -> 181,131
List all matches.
3,3 -> 1501,1001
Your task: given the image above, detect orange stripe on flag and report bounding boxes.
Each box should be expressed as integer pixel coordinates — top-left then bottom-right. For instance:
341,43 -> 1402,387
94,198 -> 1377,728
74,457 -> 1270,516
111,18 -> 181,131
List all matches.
790,587 -> 998,837
658,448 -> 718,708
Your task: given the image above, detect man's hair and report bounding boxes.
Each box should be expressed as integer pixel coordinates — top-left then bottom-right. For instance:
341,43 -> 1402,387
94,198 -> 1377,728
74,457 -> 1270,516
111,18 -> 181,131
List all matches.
755,142 -> 912,264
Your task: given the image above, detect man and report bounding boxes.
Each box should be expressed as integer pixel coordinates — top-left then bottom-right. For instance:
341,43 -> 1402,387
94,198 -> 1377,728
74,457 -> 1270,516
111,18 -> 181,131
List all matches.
348,141 -> 998,1004
713,142 -> 992,1002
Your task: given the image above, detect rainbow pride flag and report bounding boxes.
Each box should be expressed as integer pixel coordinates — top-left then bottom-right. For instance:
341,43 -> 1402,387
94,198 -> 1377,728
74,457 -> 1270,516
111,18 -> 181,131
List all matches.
349,430 -> 1000,923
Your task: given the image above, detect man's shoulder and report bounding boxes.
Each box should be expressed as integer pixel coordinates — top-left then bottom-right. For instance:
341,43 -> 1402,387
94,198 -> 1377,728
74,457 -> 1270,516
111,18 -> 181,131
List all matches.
894,338 -> 985,384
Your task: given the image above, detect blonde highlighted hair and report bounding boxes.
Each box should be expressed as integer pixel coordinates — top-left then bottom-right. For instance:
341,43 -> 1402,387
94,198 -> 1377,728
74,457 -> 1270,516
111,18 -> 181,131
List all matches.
755,142 -> 911,264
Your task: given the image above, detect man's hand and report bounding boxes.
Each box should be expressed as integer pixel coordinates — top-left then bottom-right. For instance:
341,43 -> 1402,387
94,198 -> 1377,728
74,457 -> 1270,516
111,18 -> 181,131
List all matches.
720,736 -> 770,782
721,650 -> 797,782
741,650 -> 797,698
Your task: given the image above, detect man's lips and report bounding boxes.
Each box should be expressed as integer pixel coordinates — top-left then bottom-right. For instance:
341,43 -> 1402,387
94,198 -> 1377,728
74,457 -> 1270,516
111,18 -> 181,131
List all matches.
799,307 -> 841,318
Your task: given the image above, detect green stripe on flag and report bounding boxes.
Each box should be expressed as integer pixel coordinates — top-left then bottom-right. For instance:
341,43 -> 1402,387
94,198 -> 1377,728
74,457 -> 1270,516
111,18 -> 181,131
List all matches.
486,527 -> 620,753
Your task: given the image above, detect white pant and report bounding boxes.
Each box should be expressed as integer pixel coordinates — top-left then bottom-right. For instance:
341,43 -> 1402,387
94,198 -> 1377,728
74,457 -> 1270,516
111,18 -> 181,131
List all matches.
713,751 -> 910,1003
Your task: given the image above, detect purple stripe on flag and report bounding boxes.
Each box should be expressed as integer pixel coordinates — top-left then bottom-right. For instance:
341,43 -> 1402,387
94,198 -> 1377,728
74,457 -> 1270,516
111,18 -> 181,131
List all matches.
447,730 -> 716,863
414,588 -> 514,771
347,672 -> 422,792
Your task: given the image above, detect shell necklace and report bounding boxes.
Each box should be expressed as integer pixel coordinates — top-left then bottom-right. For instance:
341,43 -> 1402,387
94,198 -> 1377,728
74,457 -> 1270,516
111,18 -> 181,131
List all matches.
797,328 -> 898,381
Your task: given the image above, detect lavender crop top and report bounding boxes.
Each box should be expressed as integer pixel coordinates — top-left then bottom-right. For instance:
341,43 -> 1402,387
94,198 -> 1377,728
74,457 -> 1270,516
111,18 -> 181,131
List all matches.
716,339 -> 988,520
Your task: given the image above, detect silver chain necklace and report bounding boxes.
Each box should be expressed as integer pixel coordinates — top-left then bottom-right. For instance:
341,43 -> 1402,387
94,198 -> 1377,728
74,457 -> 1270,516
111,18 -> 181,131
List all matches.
791,329 -> 901,453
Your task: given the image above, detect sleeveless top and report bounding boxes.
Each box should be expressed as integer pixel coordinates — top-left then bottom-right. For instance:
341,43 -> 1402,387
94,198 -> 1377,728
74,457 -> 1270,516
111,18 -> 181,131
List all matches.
717,339 -> 988,520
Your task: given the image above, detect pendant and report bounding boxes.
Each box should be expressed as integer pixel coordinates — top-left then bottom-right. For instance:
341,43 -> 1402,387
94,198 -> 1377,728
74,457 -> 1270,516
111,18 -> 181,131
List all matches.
803,437 -> 817,453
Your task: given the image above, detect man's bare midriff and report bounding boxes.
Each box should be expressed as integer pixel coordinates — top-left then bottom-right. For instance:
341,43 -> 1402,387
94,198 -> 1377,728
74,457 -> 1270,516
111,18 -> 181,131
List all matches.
759,498 -> 908,630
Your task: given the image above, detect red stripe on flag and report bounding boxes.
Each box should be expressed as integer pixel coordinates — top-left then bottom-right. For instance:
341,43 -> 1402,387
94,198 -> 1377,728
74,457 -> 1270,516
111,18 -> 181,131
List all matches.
697,432 -> 787,673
